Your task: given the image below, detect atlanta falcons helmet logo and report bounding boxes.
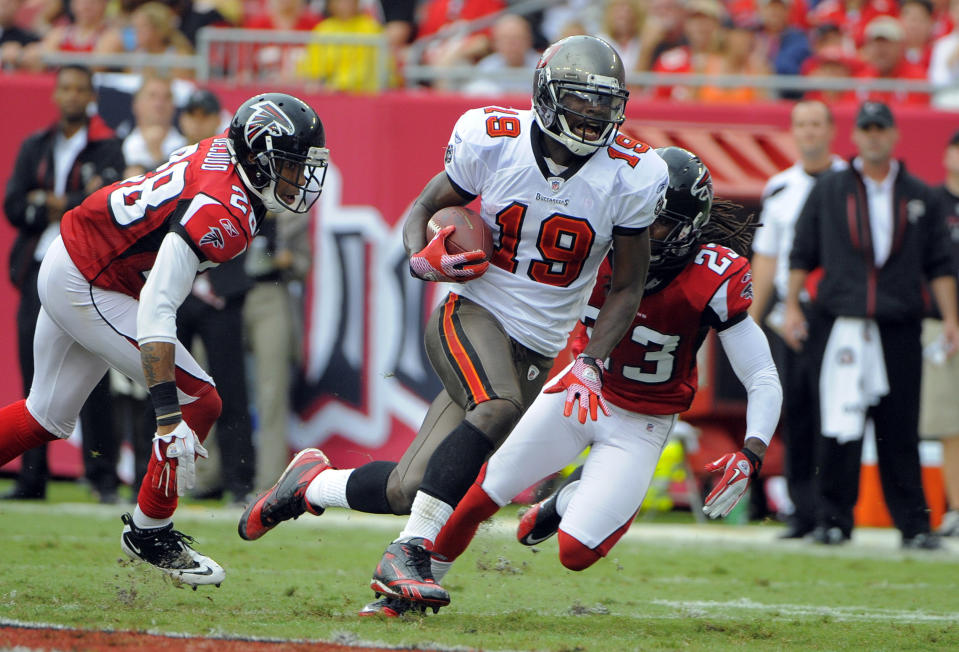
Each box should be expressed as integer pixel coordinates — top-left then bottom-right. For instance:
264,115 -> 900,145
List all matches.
243,100 -> 295,147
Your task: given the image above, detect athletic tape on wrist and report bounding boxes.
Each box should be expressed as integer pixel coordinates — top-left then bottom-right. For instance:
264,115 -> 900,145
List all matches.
741,447 -> 763,476
149,381 -> 181,426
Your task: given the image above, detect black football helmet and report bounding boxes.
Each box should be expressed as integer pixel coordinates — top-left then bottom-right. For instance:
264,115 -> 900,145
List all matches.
532,35 -> 629,156
651,146 -> 713,270
226,92 -> 329,213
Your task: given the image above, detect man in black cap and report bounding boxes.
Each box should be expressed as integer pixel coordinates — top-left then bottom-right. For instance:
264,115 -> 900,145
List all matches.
782,101 -> 959,549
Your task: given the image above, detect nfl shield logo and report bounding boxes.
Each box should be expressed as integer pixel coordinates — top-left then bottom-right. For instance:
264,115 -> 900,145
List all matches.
548,177 -> 563,193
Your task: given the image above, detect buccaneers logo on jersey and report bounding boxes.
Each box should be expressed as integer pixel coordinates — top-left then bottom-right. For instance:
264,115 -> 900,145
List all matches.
243,100 -> 295,147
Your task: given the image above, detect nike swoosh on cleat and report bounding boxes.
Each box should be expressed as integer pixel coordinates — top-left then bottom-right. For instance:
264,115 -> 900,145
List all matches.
123,537 -> 142,556
179,567 -> 215,576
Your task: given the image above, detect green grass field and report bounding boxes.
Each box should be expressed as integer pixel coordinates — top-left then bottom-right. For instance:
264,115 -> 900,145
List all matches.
1,479 -> 957,651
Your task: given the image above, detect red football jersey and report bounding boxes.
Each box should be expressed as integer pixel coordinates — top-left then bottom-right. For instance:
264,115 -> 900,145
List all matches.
61,136 -> 259,298
582,243 -> 753,415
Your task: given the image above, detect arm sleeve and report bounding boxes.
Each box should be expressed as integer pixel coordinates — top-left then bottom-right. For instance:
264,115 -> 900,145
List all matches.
717,316 -> 782,446
136,232 -> 201,345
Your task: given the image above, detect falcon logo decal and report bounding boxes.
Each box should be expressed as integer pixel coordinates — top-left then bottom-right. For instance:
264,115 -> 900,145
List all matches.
199,226 -> 225,249
692,168 -> 712,202
244,100 -> 295,147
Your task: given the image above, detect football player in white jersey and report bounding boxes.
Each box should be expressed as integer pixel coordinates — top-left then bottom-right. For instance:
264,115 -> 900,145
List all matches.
392,149 -> 779,616
238,35 -> 668,610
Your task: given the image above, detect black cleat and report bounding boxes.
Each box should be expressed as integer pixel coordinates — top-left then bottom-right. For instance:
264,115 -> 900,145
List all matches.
120,513 -> 225,586
517,466 -> 582,546
370,538 -> 450,607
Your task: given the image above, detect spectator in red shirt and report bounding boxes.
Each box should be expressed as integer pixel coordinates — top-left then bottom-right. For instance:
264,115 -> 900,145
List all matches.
857,15 -> 930,104
900,0 -> 936,71
242,0 -> 320,31
235,0 -> 320,81
809,0 -> 899,48
416,0 -> 505,68
651,0 -> 724,100
801,44 -> 862,104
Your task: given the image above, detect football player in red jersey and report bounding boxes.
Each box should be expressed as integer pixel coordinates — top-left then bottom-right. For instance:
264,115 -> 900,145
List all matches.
0,92 -> 329,587
364,147 -> 781,615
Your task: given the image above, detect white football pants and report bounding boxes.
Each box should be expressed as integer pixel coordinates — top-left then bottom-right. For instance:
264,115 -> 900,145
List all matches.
25,237 -> 212,438
481,385 -> 675,549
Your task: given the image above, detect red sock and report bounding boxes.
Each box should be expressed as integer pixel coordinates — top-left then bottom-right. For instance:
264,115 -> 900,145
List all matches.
0,400 -> 57,466
136,388 -> 222,519
433,481 -> 500,562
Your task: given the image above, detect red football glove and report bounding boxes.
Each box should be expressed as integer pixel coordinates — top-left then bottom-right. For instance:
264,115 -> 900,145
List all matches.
702,448 -> 762,519
544,355 -> 610,424
409,225 -> 489,283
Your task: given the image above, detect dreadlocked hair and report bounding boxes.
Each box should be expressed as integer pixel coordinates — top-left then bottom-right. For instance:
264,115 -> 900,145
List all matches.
698,198 -> 761,258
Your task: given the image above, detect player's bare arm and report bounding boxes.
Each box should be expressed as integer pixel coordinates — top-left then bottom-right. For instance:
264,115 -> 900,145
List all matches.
580,230 -> 650,360
140,341 -> 178,435
402,172 -> 472,256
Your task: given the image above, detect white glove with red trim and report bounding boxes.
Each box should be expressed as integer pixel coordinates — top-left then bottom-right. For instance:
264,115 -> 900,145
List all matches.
152,420 -> 209,496
409,225 -> 489,282
544,355 -> 610,424
702,448 -> 762,519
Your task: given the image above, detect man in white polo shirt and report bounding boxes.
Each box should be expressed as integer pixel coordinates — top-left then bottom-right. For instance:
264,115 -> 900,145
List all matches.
749,100 -> 845,539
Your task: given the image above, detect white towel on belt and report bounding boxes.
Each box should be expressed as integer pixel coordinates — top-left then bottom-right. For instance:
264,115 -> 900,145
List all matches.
819,317 -> 889,443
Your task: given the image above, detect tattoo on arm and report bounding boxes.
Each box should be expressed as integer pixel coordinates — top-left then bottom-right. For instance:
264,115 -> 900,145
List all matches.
140,341 -> 176,388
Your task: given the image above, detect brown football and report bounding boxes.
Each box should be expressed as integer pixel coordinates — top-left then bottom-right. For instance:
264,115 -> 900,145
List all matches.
427,206 -> 494,260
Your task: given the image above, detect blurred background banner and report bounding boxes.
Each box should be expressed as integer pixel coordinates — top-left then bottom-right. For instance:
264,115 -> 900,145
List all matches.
2,74 -> 958,476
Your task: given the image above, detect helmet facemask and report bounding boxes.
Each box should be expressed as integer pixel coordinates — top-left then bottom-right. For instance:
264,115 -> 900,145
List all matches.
535,71 -> 628,156
229,135 -> 329,214
649,209 -> 706,271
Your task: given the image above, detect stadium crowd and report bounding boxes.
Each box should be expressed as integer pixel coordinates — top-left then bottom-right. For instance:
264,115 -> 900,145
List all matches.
1,0 -> 959,101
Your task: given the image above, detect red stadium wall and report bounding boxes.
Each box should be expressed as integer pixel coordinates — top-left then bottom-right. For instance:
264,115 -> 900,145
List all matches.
1,75 -> 957,481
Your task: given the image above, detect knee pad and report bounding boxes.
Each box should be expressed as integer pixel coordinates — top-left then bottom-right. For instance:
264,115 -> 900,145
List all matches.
181,387 -> 221,442
557,530 -> 602,571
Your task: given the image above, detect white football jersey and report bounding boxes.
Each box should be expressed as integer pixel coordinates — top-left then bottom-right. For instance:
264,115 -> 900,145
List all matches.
444,107 -> 668,357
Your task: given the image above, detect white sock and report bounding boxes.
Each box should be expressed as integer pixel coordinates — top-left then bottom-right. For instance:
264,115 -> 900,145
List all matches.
431,557 -> 453,583
554,480 -> 580,517
396,492 -> 453,544
132,505 -> 171,529
305,468 -> 353,509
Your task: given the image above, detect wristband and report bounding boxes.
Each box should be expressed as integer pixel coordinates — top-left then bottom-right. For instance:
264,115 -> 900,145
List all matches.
149,381 -> 181,426
576,354 -> 605,380
741,447 -> 763,476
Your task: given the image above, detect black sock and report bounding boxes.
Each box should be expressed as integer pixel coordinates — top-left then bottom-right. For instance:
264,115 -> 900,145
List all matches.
345,461 -> 397,514
419,421 -> 493,507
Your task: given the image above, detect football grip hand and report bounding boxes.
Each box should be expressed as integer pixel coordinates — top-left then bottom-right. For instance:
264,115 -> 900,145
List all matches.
702,450 -> 758,519
544,355 -> 610,424
409,225 -> 489,282
152,420 -> 209,497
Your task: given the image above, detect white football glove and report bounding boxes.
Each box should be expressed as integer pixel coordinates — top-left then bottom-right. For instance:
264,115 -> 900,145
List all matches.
702,448 -> 761,519
152,420 -> 209,497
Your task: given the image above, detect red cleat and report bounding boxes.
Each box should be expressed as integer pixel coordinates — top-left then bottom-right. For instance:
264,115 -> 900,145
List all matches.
238,448 -> 330,541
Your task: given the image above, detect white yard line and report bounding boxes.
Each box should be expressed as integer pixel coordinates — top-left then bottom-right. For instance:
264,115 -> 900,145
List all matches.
2,501 -> 957,561
650,598 -> 959,624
